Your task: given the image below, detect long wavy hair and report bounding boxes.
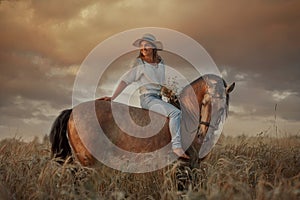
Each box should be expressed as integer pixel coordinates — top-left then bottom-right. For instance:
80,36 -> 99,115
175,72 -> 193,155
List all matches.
138,48 -> 161,64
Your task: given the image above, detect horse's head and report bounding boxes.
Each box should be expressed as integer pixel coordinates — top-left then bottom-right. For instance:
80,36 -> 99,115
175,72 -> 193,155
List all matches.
180,74 -> 234,166
198,75 -> 235,143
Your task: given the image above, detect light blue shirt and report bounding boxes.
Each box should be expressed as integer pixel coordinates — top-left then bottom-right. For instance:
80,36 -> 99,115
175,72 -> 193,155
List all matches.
121,58 -> 165,95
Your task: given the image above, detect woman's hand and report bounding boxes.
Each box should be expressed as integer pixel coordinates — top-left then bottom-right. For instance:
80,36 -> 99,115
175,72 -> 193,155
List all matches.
97,96 -> 112,101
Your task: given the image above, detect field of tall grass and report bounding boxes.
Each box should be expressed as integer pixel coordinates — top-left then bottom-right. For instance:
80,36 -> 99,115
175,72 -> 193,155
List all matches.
0,134 -> 299,200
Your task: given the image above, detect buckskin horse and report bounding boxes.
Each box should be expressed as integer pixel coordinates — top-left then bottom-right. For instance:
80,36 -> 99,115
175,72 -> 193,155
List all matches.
50,74 -> 235,171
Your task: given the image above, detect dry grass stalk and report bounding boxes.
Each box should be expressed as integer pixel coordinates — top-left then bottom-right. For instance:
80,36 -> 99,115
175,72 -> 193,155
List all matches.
0,135 -> 299,199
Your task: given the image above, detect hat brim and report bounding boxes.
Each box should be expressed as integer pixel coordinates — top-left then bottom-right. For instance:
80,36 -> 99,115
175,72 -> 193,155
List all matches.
133,38 -> 163,50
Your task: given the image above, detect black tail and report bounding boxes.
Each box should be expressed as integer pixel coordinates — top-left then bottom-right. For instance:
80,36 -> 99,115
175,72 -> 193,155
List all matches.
50,109 -> 73,161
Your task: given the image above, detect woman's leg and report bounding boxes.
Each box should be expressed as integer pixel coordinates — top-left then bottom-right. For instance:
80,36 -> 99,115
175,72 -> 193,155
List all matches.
140,94 -> 189,158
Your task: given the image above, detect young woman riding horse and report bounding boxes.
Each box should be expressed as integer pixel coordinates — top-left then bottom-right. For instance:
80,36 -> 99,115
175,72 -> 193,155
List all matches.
49,34 -> 235,168
100,33 -> 189,159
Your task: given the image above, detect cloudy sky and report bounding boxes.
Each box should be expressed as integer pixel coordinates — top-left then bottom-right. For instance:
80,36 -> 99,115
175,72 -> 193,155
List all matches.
1,0 -> 299,141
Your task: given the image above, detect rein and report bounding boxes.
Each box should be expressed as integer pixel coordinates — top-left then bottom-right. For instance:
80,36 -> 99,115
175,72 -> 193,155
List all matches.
195,90 -> 226,140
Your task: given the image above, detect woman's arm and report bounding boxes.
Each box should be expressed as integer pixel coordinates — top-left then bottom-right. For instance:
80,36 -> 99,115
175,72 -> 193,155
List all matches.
99,80 -> 128,101
99,59 -> 140,101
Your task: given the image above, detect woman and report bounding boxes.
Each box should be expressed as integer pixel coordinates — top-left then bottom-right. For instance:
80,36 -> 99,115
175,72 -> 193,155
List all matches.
101,33 -> 189,159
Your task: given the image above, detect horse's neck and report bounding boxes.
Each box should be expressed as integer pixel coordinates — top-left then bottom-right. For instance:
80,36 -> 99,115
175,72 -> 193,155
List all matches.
180,74 -> 224,98
177,77 -> 207,115
180,77 -> 206,101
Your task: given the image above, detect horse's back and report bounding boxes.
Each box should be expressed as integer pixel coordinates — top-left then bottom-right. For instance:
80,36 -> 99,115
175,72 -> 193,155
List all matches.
67,100 -> 172,166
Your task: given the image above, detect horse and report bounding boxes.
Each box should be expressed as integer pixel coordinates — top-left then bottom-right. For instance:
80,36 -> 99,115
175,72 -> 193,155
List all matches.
50,74 -> 235,171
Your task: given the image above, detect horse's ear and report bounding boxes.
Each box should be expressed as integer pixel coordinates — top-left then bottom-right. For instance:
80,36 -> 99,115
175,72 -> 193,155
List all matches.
226,82 -> 235,94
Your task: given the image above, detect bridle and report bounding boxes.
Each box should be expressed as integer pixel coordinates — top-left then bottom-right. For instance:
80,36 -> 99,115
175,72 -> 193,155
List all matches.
196,83 -> 227,142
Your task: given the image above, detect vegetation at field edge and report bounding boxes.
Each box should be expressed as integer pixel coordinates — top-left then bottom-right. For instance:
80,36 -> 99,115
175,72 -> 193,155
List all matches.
0,135 -> 299,199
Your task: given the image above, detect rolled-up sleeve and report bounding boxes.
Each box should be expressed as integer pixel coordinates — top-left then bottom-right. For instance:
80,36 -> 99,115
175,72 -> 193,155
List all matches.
121,58 -> 144,85
121,66 -> 139,84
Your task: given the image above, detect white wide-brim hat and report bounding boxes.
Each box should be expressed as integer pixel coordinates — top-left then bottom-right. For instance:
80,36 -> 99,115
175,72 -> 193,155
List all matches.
132,33 -> 163,50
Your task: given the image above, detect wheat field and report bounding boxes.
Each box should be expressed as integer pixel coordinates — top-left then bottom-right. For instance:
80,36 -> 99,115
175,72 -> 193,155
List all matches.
0,134 -> 299,200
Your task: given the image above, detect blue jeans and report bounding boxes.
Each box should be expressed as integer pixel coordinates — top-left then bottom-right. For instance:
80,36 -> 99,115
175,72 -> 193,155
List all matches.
140,93 -> 182,149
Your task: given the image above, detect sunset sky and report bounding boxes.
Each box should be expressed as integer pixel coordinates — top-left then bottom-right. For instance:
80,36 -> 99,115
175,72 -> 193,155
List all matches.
1,0 -> 299,140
